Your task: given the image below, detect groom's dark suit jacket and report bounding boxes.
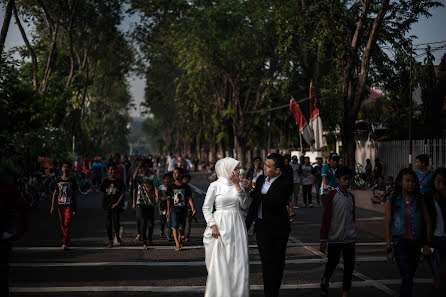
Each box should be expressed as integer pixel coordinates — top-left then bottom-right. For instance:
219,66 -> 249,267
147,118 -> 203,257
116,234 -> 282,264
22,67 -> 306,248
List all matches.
246,173 -> 293,236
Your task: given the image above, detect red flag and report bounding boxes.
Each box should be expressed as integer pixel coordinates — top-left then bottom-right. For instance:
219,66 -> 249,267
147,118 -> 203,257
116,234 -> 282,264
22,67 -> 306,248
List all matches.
308,81 -> 327,149
290,98 -> 314,145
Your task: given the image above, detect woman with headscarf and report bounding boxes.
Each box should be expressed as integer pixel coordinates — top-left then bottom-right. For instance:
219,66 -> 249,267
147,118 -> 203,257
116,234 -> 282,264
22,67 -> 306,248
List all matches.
202,157 -> 251,297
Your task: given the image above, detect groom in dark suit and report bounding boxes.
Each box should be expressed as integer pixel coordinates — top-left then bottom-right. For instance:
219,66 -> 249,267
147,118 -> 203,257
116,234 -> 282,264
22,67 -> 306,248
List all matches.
246,153 -> 293,297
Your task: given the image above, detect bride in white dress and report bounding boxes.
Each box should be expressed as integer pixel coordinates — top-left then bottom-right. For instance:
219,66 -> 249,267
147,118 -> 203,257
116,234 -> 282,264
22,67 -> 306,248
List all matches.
202,157 -> 251,297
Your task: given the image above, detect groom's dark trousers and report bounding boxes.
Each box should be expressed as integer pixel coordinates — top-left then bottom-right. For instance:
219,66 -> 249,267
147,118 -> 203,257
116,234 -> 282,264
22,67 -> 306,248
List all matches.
248,174 -> 293,297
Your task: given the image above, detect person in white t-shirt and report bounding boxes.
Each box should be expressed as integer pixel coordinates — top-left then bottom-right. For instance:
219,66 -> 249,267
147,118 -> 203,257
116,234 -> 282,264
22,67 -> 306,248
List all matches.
166,153 -> 176,174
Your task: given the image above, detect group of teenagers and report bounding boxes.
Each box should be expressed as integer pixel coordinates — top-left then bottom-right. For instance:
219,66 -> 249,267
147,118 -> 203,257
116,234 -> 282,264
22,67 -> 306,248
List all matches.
50,158 -> 197,251
202,153 -> 445,297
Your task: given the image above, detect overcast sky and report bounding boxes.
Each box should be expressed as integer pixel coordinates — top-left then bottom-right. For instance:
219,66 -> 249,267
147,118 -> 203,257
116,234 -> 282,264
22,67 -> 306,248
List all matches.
3,2 -> 446,118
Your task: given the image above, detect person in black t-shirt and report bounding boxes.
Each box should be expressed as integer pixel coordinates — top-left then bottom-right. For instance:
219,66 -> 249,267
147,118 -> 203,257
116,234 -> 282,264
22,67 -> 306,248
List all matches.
100,164 -> 125,248
167,168 -> 195,251
50,161 -> 78,250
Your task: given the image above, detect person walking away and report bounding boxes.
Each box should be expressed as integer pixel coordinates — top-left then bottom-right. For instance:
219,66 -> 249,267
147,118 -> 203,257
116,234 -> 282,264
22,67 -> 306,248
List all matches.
100,164 -> 125,248
132,160 -> 159,250
182,174 -> 194,242
320,166 -> 356,297
415,154 -> 434,194
290,155 -> 302,209
301,157 -> 314,208
246,153 -> 293,297
50,161 -> 78,250
158,174 -> 171,239
167,168 -> 196,251
424,168 -> 446,297
312,157 -> 323,206
166,153 -> 176,175
91,156 -> 104,189
82,156 -> 90,173
321,153 -> 340,205
385,168 -> 432,297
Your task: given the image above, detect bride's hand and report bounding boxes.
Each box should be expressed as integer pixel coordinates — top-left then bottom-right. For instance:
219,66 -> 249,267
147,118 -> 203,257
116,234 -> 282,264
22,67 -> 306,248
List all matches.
230,171 -> 240,185
211,225 -> 220,239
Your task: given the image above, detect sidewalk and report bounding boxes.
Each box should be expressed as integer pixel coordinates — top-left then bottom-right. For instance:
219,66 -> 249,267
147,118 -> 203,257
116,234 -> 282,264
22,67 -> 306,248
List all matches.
350,189 -> 385,214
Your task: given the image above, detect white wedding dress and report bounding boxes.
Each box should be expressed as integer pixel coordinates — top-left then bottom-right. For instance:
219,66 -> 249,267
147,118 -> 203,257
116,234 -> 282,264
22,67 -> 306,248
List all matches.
203,178 -> 251,297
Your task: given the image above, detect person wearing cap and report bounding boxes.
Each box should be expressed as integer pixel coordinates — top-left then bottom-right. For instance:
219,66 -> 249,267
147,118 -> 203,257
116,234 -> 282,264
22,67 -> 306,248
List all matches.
320,153 -> 340,204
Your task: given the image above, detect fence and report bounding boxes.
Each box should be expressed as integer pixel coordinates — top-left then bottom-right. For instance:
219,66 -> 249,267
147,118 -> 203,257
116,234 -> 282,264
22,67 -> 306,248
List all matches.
377,139 -> 446,178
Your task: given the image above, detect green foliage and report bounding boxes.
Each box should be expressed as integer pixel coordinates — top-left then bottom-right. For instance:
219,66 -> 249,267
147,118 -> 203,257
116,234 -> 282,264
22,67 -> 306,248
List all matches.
1,0 -> 134,174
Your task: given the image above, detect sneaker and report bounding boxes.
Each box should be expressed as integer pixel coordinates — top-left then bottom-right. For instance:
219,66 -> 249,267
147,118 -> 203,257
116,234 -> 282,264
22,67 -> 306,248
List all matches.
309,204 -> 313,208
135,234 -> 141,240
289,218 -> 294,223
293,205 -> 300,209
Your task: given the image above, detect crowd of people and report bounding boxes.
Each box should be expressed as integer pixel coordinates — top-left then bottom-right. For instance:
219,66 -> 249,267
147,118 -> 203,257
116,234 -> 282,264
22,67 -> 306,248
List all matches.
2,151 -> 445,297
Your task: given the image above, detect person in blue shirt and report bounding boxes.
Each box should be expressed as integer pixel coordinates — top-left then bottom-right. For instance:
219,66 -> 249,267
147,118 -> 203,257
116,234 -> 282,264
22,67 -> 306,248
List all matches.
415,154 -> 434,194
385,168 -> 432,297
321,153 -> 340,204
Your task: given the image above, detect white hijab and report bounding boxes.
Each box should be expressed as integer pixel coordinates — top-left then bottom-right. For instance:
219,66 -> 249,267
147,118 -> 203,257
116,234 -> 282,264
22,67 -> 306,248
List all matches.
215,157 -> 240,186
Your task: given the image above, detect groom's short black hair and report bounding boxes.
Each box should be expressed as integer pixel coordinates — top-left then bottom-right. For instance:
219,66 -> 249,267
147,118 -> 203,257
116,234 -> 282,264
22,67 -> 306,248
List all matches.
267,153 -> 284,170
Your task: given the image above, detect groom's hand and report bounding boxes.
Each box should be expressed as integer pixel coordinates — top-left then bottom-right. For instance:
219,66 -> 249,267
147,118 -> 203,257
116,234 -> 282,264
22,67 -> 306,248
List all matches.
320,242 -> 327,254
211,225 -> 220,239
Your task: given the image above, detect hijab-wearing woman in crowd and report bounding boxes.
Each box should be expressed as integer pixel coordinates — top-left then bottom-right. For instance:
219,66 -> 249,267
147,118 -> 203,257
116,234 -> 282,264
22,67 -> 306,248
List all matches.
202,157 -> 251,297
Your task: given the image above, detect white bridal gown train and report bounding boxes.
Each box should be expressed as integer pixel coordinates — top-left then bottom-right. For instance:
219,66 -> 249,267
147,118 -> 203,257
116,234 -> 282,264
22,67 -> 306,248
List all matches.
202,179 -> 251,297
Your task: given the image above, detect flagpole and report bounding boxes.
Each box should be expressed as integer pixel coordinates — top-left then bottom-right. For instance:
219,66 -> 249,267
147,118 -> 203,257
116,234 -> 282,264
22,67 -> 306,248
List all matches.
299,130 -> 303,156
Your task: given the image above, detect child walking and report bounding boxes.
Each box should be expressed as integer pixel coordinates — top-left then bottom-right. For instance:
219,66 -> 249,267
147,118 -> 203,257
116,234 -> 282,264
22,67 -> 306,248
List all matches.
320,166 -> 356,297
132,159 -> 159,250
50,161 -> 78,250
167,168 -> 195,251
385,168 -> 432,297
100,164 -> 125,248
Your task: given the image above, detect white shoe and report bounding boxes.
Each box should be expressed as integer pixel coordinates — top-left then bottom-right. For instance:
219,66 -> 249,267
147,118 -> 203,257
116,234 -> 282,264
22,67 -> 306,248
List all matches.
293,206 -> 300,209
308,204 -> 313,208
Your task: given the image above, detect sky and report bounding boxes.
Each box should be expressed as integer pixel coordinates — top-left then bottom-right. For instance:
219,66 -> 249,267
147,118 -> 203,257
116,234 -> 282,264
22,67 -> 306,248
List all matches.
2,2 -> 446,118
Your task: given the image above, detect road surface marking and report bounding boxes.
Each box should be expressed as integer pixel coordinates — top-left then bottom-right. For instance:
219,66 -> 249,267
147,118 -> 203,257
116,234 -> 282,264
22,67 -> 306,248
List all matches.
9,279 -> 431,293
10,256 -> 388,267
189,183 -> 206,195
12,241 -> 387,252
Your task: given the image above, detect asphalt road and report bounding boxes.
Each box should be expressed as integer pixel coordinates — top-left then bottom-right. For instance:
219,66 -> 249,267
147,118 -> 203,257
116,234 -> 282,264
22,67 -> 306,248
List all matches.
8,172 -> 433,297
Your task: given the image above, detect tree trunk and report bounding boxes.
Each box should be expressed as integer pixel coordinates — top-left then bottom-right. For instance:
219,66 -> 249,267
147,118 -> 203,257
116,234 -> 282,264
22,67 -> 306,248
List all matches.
341,112 -> 357,170
13,2 -> 39,89
0,0 -> 14,53
39,1 -> 62,95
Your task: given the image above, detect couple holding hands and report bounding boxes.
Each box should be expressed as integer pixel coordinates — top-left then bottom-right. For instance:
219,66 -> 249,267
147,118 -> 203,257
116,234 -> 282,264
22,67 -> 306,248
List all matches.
202,153 -> 292,297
